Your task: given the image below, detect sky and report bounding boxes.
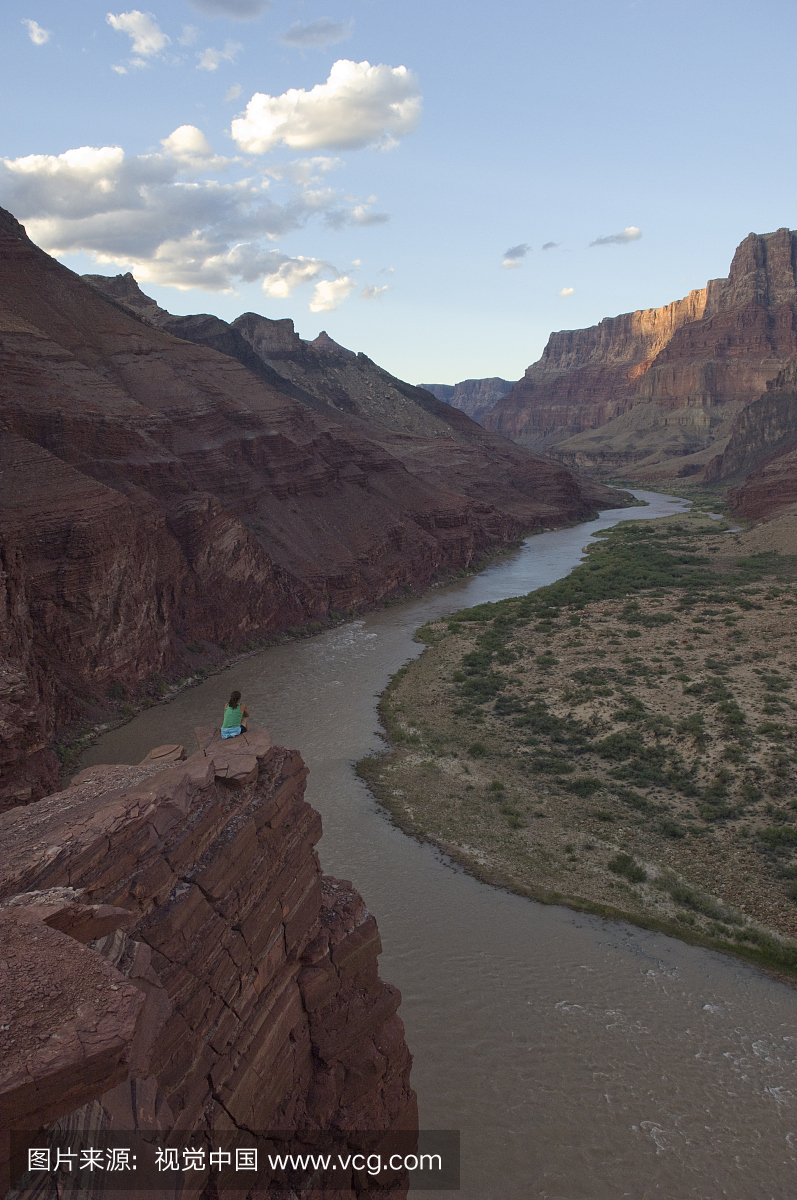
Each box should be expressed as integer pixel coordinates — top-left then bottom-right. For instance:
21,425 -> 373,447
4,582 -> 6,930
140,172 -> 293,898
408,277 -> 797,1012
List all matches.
2,0 -> 797,385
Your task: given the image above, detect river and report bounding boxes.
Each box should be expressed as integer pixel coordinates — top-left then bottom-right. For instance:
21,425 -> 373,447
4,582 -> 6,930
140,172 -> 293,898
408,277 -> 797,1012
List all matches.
79,490 -> 797,1199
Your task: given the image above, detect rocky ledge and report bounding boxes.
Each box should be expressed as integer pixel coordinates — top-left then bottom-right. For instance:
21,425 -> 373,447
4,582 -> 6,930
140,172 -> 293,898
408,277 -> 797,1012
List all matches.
0,728 -> 415,1198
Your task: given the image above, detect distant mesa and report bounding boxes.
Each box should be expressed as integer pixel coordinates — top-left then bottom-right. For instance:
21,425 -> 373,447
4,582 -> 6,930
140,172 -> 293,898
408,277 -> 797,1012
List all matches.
420,378 -> 516,427
484,228 -> 797,485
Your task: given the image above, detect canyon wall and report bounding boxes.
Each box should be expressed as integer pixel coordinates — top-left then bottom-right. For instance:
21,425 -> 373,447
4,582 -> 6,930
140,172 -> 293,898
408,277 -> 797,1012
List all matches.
704,359 -> 797,485
0,207 -> 620,808
0,728 -> 415,1198
419,378 -> 516,426
485,229 -> 797,477
719,359 -> 797,520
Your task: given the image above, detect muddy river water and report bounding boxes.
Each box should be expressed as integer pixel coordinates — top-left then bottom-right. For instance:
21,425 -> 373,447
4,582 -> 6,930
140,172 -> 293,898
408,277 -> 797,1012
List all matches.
80,491 -> 797,1199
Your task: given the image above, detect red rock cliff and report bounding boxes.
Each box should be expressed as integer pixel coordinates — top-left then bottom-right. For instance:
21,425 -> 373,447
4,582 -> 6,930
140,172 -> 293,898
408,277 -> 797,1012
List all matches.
0,728 -> 415,1198
486,229 -> 797,473
0,207 -> 620,808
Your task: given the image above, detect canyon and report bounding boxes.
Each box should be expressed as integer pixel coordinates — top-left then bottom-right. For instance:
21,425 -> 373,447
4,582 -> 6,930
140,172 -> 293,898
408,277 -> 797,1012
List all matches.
0,205 -> 620,811
0,726 -> 416,1198
419,378 -> 516,427
485,228 -> 797,480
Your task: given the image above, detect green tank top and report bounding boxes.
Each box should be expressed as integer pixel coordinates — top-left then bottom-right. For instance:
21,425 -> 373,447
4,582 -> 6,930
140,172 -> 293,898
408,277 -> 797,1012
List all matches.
222,704 -> 242,729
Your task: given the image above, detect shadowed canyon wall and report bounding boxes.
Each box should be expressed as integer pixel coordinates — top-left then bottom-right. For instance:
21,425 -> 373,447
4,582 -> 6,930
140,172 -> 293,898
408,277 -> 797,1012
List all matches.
715,360 -> 797,520
0,728 -> 415,1198
419,379 -> 516,427
485,229 -> 797,477
0,207 -> 620,809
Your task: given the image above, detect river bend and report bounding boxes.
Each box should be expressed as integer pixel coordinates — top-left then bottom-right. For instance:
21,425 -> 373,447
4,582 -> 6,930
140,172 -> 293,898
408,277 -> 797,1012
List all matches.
80,491 -> 797,1199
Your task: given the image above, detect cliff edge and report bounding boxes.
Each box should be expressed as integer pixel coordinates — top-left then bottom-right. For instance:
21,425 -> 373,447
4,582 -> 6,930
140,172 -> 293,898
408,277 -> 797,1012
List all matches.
0,727 -> 415,1197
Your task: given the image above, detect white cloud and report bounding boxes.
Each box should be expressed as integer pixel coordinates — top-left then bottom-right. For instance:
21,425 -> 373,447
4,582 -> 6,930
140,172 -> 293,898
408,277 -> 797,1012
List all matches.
0,133 -> 375,296
542,241 -> 560,251
263,156 -> 341,185
111,63 -> 128,74
279,18 -> 353,48
360,284 -> 387,300
558,286 -> 574,297
106,10 -> 169,57
22,19 -> 51,45
324,193 -> 389,230
351,201 -> 389,225
309,276 -> 356,312
589,225 -> 642,247
225,82 -> 242,101
157,124 -> 232,173
231,59 -> 421,153
187,0 -> 271,18
502,242 -> 529,269
197,40 -> 242,70
261,256 -> 333,299
179,24 -> 199,45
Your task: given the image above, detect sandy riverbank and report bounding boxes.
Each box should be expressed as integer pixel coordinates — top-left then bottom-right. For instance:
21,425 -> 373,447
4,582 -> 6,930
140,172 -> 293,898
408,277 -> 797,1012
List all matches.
358,507 -> 797,978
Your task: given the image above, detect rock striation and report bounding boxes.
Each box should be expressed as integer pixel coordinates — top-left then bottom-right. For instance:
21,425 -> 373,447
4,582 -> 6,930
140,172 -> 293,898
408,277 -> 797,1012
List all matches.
419,378 -> 516,427
0,206 -> 622,808
0,728 -> 415,1198
720,357 -> 797,520
704,359 -> 797,486
486,229 -> 797,476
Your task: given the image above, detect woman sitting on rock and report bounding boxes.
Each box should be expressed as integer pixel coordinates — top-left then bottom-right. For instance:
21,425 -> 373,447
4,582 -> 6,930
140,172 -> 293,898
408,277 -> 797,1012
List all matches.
221,690 -> 249,739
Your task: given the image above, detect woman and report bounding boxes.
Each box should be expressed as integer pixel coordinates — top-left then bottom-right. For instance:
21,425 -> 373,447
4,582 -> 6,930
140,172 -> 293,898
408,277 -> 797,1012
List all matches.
221,690 -> 249,739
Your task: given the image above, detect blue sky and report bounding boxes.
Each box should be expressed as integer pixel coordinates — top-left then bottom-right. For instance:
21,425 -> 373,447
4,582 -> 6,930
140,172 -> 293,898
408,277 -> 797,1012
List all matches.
2,0 -> 796,384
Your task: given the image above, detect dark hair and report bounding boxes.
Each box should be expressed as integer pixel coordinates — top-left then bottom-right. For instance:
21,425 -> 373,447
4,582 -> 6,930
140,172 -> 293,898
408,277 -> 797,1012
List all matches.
228,690 -> 241,707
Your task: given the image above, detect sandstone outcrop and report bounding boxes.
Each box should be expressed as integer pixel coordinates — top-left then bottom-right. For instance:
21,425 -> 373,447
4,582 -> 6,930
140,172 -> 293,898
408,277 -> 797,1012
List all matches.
420,378 -> 516,426
0,205 -> 621,806
486,229 -> 797,477
0,729 -> 415,1198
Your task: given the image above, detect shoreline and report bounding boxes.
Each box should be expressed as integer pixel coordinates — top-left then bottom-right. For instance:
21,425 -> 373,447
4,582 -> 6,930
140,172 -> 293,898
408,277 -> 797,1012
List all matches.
357,508 -> 797,984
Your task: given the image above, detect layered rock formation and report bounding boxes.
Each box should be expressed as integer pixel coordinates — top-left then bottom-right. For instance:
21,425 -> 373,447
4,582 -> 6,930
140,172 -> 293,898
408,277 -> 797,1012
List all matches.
704,359 -> 797,486
0,206 -> 622,808
486,229 -> 797,477
0,728 -> 415,1198
86,273 -> 509,440
419,378 -> 516,427
720,357 -> 797,520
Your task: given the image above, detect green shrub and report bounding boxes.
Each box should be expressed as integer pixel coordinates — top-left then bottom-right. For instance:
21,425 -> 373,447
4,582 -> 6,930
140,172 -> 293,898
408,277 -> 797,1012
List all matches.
608,852 -> 647,883
563,776 -> 604,797
594,729 -> 645,761
462,649 -> 494,674
722,744 -> 747,763
759,825 -> 797,848
467,742 -> 489,758
460,672 -> 506,702
659,817 -> 687,838
531,754 -> 575,775
667,883 -> 725,920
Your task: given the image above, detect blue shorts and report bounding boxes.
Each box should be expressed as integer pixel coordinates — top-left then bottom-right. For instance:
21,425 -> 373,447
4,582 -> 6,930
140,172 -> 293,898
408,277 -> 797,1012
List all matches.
221,726 -> 242,739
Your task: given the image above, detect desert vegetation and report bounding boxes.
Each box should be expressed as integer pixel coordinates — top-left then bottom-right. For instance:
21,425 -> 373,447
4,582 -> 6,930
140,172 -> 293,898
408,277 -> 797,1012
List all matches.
358,513 -> 797,979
